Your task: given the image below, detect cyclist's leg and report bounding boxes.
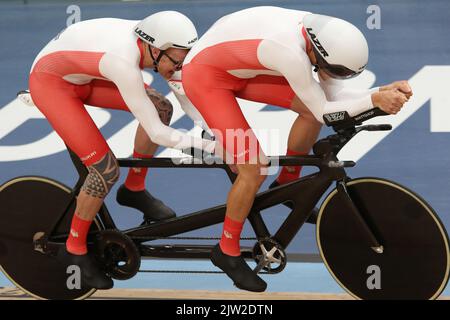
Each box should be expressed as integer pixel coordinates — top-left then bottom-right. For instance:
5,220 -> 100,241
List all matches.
183,63 -> 267,291
289,96 -> 322,152
83,79 -> 157,188
84,79 -> 176,220
237,75 -> 322,184
235,74 -> 296,108
84,78 -> 175,156
29,72 -> 118,254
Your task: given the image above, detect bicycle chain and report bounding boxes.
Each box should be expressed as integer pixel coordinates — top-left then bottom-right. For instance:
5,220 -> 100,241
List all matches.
132,236 -> 258,241
138,270 -> 271,274
139,270 -> 223,274
134,235 -> 262,274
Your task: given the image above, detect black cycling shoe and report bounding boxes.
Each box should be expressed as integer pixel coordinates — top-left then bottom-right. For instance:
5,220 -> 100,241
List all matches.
57,248 -> 113,290
211,244 -> 267,292
116,184 -> 176,222
268,180 -> 318,224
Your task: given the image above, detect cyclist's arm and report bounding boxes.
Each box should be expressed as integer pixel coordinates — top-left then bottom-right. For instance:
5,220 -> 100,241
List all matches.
258,40 -> 375,123
99,53 -> 215,152
318,73 -> 379,101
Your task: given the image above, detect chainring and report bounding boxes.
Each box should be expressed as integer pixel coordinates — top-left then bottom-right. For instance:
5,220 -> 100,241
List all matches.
252,238 -> 287,274
94,230 -> 141,280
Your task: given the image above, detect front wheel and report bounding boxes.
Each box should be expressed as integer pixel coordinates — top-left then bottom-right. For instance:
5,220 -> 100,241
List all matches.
0,176 -> 101,300
317,177 -> 450,300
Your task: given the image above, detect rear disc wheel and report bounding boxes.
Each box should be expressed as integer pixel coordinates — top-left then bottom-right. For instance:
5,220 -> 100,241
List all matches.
0,176 -> 101,300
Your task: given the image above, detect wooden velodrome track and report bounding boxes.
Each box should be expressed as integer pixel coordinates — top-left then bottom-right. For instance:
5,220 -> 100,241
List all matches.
0,287 -> 449,300
0,287 -> 350,300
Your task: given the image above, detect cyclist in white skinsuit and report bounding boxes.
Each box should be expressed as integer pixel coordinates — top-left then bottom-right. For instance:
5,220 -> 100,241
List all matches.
28,11 -> 215,289
178,6 -> 412,292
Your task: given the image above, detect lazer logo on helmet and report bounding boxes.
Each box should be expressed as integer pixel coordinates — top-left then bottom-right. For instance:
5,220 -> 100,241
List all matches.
359,64 -> 368,71
188,37 -> 198,45
306,28 -> 329,57
135,28 -> 155,43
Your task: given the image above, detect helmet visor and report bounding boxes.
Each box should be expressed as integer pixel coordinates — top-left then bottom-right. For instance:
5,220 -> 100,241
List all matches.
313,47 -> 363,79
321,64 -> 363,79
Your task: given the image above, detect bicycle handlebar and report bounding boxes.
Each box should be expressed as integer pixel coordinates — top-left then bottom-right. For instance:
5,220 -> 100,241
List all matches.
314,108 -> 393,156
323,108 -> 389,132
358,124 -> 392,132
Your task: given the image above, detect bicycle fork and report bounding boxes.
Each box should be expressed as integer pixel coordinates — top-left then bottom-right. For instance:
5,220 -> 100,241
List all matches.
336,181 -> 384,254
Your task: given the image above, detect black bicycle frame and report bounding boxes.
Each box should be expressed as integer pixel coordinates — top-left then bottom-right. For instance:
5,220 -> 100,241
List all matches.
46,149 -> 351,258
46,108 -> 390,259
118,155 -> 345,246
